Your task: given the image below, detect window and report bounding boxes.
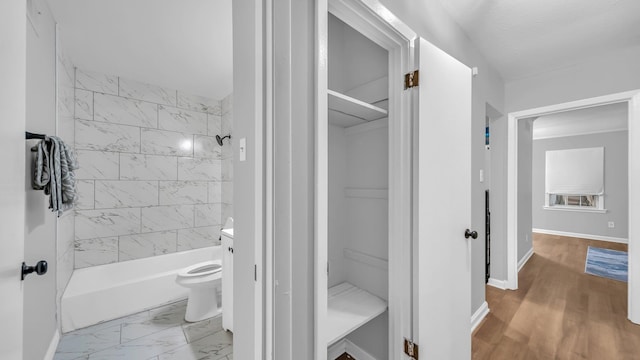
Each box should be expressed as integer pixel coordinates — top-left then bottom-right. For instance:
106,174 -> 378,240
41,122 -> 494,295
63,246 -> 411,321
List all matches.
545,147 -> 605,212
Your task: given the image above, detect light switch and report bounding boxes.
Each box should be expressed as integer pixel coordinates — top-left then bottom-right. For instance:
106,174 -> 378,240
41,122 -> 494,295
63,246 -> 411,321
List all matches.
239,137 -> 246,162
479,169 -> 484,183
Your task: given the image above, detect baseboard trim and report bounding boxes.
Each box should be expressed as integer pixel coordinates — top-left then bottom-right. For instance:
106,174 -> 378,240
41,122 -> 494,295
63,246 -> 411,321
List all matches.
328,339 -> 347,360
327,339 -> 377,360
518,247 -> 534,272
532,228 -> 628,244
44,329 -> 60,360
471,301 -> 490,333
487,278 -> 507,290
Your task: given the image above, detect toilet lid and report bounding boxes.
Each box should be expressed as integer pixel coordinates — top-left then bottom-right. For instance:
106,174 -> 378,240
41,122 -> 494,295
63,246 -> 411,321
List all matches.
179,261 -> 222,278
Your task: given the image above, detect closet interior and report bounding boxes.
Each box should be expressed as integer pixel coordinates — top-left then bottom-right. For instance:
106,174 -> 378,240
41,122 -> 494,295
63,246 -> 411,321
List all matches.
326,13 -> 390,359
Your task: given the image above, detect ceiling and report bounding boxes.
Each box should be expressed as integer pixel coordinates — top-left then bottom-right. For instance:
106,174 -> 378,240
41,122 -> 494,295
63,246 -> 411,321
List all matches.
533,102 -> 628,140
437,0 -> 640,81
47,0 -> 233,100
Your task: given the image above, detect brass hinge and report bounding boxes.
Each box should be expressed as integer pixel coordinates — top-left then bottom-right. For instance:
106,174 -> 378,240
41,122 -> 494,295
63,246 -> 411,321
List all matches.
404,338 -> 419,359
404,70 -> 419,89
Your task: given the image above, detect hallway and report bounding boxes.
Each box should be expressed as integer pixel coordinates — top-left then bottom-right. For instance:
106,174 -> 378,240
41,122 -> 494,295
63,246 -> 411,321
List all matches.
473,233 -> 640,359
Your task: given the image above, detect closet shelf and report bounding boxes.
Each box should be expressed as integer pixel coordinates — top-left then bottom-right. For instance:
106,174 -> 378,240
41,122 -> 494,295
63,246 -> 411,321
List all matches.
328,89 -> 388,127
327,282 -> 388,347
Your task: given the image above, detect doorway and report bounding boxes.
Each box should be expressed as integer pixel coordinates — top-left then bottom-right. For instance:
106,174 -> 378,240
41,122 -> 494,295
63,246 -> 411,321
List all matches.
314,2 -> 414,359
506,90 -> 640,324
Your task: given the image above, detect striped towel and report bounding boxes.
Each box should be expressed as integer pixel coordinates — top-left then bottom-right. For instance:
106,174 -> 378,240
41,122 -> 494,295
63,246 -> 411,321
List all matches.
32,136 -> 78,216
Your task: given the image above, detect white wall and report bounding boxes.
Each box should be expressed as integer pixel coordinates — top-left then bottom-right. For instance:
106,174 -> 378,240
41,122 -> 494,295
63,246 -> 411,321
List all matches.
506,44 -> 640,113
328,124 -> 348,287
328,122 -> 390,359
343,123 -> 389,359
532,131 -> 629,239
517,119 -> 534,262
24,1 -> 58,358
328,14 -> 388,94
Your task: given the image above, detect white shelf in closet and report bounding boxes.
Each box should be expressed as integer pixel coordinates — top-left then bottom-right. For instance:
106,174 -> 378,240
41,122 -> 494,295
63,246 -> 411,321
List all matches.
328,89 -> 388,127
327,282 -> 388,347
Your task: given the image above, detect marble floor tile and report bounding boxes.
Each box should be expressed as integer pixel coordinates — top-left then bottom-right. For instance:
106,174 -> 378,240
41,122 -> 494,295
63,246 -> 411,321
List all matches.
182,316 -> 224,343
53,323 -> 121,360
55,301 -> 232,360
87,326 -> 187,360
157,330 -> 232,360
120,302 -> 187,342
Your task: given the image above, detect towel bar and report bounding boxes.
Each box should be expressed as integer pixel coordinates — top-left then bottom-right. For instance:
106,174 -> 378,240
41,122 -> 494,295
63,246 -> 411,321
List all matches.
25,131 -> 46,140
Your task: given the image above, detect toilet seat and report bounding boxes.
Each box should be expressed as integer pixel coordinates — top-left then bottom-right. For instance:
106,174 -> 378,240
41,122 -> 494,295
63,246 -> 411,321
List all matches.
178,261 -> 222,278
176,260 -> 222,289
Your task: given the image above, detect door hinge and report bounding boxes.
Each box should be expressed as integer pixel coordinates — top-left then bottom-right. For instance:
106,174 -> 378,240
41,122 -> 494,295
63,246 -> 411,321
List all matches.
404,338 -> 419,359
404,70 -> 419,89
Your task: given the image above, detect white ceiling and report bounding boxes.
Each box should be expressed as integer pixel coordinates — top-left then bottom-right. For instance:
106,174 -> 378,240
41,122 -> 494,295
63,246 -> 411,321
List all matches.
47,0 -> 233,100
533,102 -> 628,140
437,0 -> 640,81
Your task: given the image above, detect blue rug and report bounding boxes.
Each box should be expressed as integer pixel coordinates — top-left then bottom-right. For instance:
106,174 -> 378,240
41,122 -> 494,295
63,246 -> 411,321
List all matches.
585,246 -> 628,282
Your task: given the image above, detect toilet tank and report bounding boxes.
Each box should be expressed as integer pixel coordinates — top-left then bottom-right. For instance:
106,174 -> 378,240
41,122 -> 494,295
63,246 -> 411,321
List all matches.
221,217 -> 233,240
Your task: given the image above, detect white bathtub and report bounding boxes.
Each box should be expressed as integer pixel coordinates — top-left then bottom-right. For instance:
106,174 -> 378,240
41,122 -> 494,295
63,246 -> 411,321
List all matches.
61,246 -> 221,332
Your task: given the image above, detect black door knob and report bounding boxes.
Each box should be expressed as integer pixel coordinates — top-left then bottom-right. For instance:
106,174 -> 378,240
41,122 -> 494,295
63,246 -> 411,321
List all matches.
21,260 -> 48,280
465,229 -> 478,239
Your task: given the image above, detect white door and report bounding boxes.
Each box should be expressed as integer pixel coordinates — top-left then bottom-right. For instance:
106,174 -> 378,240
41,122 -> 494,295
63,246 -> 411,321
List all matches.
413,37 -> 472,359
0,1 -> 27,358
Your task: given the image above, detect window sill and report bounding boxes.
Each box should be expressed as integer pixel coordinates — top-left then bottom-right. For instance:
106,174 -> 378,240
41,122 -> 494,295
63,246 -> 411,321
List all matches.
543,206 -> 607,214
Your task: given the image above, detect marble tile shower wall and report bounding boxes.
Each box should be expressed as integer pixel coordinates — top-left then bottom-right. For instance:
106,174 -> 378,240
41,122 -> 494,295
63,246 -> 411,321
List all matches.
73,68 -> 232,269
221,93 -> 233,223
56,40 -> 76,321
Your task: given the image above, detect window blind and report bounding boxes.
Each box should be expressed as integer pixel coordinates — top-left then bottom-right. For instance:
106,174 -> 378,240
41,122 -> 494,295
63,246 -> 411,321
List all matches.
545,147 -> 604,195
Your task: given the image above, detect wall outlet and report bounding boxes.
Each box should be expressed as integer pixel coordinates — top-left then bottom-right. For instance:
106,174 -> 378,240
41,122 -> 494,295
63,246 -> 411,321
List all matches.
525,234 -> 529,242
608,221 -> 615,228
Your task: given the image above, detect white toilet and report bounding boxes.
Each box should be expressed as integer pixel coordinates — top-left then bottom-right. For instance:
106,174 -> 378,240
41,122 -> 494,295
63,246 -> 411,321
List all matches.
176,260 -> 222,322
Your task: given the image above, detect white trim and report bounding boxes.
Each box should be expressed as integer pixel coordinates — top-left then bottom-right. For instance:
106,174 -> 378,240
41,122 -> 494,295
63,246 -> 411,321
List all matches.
487,278 -> 507,290
344,188 -> 388,199
628,93 -> 640,324
470,301 -> 490,334
345,339 -> 378,360
265,0 -> 274,356
327,338 -> 348,360
327,338 -> 379,360
315,0 -> 329,358
344,117 -> 388,136
542,206 -> 607,214
507,89 -> 640,325
344,248 -> 389,270
518,247 -> 534,272
43,329 -> 60,360
532,228 -> 628,244
533,127 -> 628,140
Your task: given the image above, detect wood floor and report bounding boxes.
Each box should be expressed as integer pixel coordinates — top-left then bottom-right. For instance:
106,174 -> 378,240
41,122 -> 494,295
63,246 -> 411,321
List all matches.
472,233 -> 640,359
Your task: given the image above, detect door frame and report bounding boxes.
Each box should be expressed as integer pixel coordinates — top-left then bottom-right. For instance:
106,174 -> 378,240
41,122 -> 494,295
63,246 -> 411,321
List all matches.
506,89 -> 640,324
314,0 -> 416,359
